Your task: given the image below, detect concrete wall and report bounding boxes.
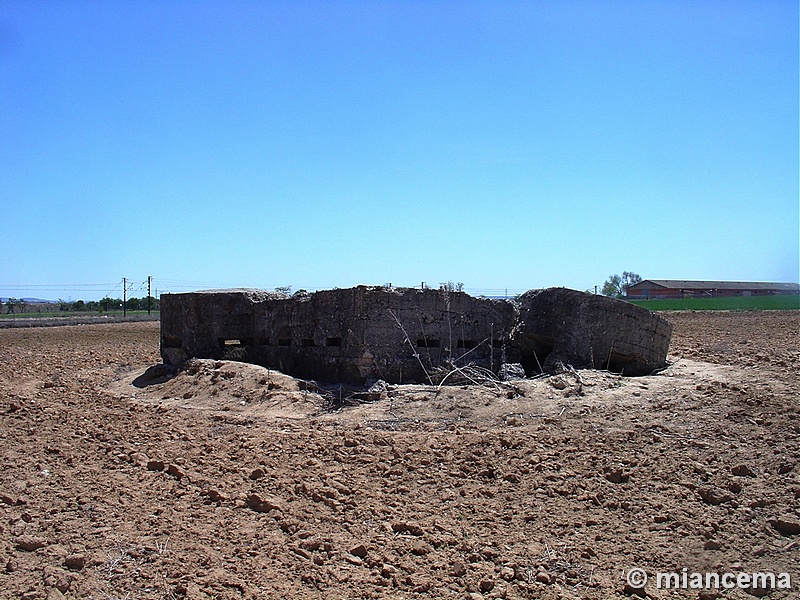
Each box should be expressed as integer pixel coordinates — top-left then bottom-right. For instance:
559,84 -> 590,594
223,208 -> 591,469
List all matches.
161,286 -> 674,383
161,286 -> 516,384
511,288 -> 673,375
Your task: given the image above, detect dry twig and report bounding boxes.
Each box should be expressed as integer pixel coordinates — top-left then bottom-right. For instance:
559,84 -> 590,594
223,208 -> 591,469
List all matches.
388,309 -> 433,385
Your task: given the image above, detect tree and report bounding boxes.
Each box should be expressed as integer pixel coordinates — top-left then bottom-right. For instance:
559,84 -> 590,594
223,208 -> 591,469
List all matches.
439,281 -> 464,293
5,298 -> 18,314
141,296 -> 159,312
95,297 -> 123,312
602,272 -> 642,298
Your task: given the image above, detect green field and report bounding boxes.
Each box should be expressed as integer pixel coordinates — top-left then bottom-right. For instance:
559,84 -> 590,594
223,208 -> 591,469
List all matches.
628,295 -> 800,311
0,310 -> 160,319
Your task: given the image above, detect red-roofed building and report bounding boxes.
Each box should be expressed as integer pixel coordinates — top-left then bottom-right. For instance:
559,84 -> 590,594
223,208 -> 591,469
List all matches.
626,280 -> 800,300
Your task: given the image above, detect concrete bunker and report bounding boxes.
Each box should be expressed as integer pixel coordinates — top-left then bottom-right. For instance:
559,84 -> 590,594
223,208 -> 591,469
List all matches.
160,286 -> 673,383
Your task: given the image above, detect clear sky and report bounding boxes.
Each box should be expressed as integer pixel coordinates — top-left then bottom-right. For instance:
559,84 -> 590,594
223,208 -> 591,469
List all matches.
1,0 -> 798,300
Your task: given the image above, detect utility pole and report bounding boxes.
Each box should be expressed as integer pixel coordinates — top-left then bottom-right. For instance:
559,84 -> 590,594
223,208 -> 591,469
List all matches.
147,276 -> 152,315
123,277 -> 127,317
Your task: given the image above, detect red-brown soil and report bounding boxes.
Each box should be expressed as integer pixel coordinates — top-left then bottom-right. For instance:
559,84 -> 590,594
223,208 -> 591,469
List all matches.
0,311 -> 798,599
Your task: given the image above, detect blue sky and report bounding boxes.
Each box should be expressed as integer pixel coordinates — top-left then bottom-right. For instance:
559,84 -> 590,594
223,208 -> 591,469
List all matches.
1,0 -> 797,300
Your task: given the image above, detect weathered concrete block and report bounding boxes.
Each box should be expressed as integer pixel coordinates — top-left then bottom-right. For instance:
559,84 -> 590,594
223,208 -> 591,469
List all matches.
160,288 -> 287,366
161,286 -> 516,384
510,287 -> 672,376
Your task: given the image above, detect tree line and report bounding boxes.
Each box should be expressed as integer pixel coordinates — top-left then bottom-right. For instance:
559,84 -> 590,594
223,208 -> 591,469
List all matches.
3,297 -> 160,314
58,297 -> 161,312
4,275 -> 638,315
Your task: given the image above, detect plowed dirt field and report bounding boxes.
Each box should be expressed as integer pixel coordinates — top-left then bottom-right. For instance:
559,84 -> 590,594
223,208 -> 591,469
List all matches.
1,311 -> 798,599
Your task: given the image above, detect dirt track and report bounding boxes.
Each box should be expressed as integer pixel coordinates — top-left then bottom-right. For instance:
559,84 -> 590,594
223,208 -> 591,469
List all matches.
0,311 -> 798,599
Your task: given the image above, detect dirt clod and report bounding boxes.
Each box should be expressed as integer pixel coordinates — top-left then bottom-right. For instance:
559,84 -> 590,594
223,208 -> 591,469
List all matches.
732,464 -> 757,477
245,493 -> 283,513
769,516 -> 800,536
14,535 -> 47,552
349,543 -> 367,558
63,554 -> 85,571
697,486 -> 734,505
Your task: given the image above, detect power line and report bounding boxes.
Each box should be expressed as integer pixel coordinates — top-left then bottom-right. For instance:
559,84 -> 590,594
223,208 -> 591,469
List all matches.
0,283 -> 117,290
0,278 -> 158,301
1,280 -> 534,302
